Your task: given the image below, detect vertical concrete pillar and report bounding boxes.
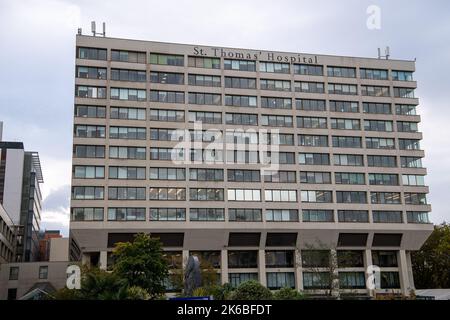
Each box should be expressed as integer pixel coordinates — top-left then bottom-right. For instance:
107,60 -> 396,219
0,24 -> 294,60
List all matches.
81,253 -> 91,266
99,251 -> 108,270
294,249 -> 303,291
221,249 -> 228,285
364,249 -> 375,297
182,249 -> 189,270
330,249 -> 339,298
398,250 -> 411,296
258,249 -> 267,286
406,251 -> 415,290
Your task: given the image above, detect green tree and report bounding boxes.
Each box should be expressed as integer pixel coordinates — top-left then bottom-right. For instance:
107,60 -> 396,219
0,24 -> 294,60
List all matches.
273,287 -> 305,300
412,223 -> 450,288
112,233 -> 169,298
230,280 -> 273,300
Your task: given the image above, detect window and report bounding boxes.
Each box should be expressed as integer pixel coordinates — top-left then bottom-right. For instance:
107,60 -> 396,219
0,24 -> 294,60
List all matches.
262,115 -> 292,127
150,90 -> 184,103
365,137 -> 395,149
373,211 -> 403,223
73,165 -> 105,179
261,133 -> 294,146
108,208 -> 146,221
266,251 -> 294,267
333,154 -> 364,166
396,104 -> 417,115
227,169 -> 260,182
381,272 -> 400,289
229,209 -> 262,222
259,62 -> 289,73
296,99 -> 326,111
190,188 -> 224,201
261,97 -> 292,109
227,131 -> 259,145
224,59 -> 256,71
75,105 -> 106,118
397,121 -> 419,132
294,64 -> 323,76
337,251 -> 364,267
328,83 -> 357,95
109,167 -> 145,180
265,209 -> 298,222
264,171 -> 297,183
225,95 -> 257,107
111,50 -> 146,63
76,66 -> 107,79
228,251 -> 258,268
260,79 -> 290,91
302,250 -> 330,267
327,66 -> 356,78
150,71 -> 184,84
300,171 -> 331,184
108,187 -> 146,200
261,152 -> 295,165
294,81 -> 324,93
336,191 -> 367,204
300,190 -> 332,203
402,175 -> 425,186
74,145 -> 105,158
338,210 -> 369,223
267,272 -> 295,289
225,150 -> 259,164
226,113 -> 258,126
363,102 -> 392,114
109,146 -> 146,160
150,168 -> 186,181
77,47 -> 107,60
339,272 -> 365,289
228,189 -> 261,201
74,125 -> 105,138
109,126 -> 146,140
149,208 -> 186,221
360,68 -> 388,80
190,149 -> 223,163
367,155 -> 397,168
229,273 -> 258,287
302,210 -> 334,222
399,139 -> 421,150
407,212 -> 430,223
75,85 -> 106,99
111,69 -> 146,82
39,266 -> 48,279
9,266 -> 19,280
334,172 -> 365,185
364,120 -> 393,132
149,53 -> 183,66
149,187 -> 186,201
188,168 -> 223,181
72,186 -> 104,200
190,208 -> 225,221
330,118 -> 360,130
361,85 -> 390,97
110,107 -> 146,120
189,111 -> 222,124
332,136 -> 362,148
297,116 -> 327,129
329,101 -> 359,113
369,173 -> 399,186
226,77 -> 256,89
71,208 -> 104,221
372,251 -> 398,267
150,109 -> 185,122
392,70 -> 413,81
188,56 -> 220,69
150,148 -> 184,161
188,92 -> 221,105
303,272 -> 330,289
299,153 -> 330,165
298,135 -> 328,147
111,88 -> 146,101
404,193 -> 427,205
150,128 -> 185,141
265,190 -> 297,202
190,129 -> 222,142
188,74 -> 221,87
371,192 -> 401,204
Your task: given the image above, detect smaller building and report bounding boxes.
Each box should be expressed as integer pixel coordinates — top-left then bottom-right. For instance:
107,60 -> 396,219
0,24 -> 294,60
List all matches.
0,203 -> 16,264
39,230 -> 62,261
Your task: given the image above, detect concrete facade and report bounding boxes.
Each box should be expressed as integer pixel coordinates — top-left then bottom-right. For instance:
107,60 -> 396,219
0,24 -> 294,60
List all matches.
70,34 -> 433,296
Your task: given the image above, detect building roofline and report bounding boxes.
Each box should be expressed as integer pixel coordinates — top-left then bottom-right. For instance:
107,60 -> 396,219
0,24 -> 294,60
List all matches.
76,34 -> 416,63
28,151 -> 44,183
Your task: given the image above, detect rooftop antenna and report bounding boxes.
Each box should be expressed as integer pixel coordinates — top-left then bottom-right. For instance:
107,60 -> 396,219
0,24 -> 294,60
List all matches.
77,28 -> 82,35
91,21 -> 106,37
377,46 -> 390,60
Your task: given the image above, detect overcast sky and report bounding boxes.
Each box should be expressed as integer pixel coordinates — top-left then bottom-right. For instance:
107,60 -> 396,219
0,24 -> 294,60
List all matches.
0,0 -> 449,236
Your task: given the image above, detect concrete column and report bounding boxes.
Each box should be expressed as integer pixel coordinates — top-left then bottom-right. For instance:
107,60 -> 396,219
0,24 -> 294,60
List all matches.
364,249 -> 375,297
294,249 -> 303,291
221,249 -> 228,285
330,249 -> 339,298
81,253 -> 91,266
258,249 -> 267,286
398,250 -> 412,296
182,250 -> 189,270
99,251 -> 108,270
406,251 -> 415,290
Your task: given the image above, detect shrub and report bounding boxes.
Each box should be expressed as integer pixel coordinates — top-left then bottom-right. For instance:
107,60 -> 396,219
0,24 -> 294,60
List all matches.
273,287 -> 305,300
230,280 -> 273,300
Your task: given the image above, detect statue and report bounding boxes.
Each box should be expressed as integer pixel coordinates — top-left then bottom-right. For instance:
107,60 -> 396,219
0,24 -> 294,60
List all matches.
184,255 -> 201,296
